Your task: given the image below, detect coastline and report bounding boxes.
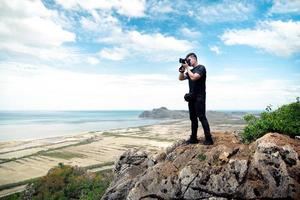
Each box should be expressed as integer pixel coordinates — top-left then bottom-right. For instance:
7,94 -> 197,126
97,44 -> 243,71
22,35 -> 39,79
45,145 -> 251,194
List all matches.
0,119 -> 169,142
0,119 -> 185,186
0,118 -> 178,142
0,117 -> 245,196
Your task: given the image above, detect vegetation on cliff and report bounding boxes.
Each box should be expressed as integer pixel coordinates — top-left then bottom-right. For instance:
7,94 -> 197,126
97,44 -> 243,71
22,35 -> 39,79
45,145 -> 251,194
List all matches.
242,101 -> 300,143
3,163 -> 113,200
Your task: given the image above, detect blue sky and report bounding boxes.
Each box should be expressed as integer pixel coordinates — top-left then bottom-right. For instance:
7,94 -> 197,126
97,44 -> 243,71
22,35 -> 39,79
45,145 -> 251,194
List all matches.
0,0 -> 299,111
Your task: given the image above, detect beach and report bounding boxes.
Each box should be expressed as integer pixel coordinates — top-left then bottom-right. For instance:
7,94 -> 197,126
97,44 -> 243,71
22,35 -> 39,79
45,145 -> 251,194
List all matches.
0,113 -> 246,197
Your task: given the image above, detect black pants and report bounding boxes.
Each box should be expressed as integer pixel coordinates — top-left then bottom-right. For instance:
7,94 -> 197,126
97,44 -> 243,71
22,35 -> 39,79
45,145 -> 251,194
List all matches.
188,95 -> 212,140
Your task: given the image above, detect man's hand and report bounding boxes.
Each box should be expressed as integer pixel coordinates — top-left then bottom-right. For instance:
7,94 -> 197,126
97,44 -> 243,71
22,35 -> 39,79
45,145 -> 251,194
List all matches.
182,63 -> 189,69
179,65 -> 185,73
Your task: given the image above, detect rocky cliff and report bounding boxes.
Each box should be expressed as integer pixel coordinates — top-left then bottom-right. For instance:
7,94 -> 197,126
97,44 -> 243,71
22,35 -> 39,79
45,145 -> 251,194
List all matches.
101,132 -> 300,199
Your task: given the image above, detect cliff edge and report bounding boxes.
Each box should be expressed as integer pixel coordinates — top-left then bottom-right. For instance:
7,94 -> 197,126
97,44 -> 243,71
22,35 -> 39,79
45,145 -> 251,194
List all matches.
101,132 -> 300,199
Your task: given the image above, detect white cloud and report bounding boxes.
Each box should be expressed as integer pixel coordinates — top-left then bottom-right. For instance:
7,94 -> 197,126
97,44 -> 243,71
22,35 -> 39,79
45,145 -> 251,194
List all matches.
221,20 -> 300,57
0,0 -> 51,18
0,63 -> 187,110
55,0 -> 116,10
210,74 -> 237,82
54,0 -> 77,10
80,10 -> 123,43
97,30 -> 193,61
269,0 -> 300,14
86,57 -> 100,65
99,47 -> 128,61
0,0 -> 76,60
1,63 -> 298,111
80,11 -> 193,61
144,0 -> 254,23
0,42 -> 80,61
127,31 -> 191,52
207,75 -> 300,110
180,28 -> 201,38
147,0 -> 174,14
195,0 -> 254,23
209,45 -> 221,55
116,0 -> 146,17
1,17 -> 74,47
55,0 -> 146,17
0,0 -> 75,46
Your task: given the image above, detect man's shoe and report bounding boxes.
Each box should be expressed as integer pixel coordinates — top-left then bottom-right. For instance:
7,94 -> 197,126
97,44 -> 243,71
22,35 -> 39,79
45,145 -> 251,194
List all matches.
185,138 -> 199,144
203,139 -> 214,145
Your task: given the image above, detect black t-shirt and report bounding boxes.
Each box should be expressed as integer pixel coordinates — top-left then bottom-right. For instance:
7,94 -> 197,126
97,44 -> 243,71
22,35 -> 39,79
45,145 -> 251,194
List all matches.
185,65 -> 206,96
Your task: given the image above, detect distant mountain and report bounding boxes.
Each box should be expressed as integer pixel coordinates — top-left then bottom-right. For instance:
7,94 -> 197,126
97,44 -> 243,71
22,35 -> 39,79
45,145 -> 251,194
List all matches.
139,107 -> 189,119
139,107 -> 248,125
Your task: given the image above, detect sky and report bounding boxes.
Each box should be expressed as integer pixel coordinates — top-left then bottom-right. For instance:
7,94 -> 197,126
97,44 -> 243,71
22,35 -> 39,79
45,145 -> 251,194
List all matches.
0,0 -> 299,111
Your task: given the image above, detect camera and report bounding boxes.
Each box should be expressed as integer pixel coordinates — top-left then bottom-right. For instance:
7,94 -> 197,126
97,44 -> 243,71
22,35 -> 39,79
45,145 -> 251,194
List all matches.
179,58 -> 186,64
178,58 -> 191,72
179,58 -> 191,66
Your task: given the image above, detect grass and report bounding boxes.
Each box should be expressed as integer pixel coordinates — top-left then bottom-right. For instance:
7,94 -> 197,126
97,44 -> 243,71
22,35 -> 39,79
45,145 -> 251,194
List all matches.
0,177 -> 40,192
0,138 -> 95,164
197,153 -> 206,161
40,151 -> 86,160
0,140 -> 81,156
84,161 -> 115,170
102,131 -> 175,142
122,144 -> 141,149
0,192 -> 22,200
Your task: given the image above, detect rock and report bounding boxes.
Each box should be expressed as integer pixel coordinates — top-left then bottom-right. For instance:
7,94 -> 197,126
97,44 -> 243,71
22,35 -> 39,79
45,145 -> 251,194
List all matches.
150,150 -> 167,163
102,148 -> 151,200
114,148 -> 148,174
101,132 -> 300,200
280,145 -> 298,166
21,183 -> 35,200
242,133 -> 300,199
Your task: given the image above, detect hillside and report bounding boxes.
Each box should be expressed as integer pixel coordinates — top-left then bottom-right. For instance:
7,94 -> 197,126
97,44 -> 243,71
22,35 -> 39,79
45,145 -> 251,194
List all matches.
139,107 -> 189,119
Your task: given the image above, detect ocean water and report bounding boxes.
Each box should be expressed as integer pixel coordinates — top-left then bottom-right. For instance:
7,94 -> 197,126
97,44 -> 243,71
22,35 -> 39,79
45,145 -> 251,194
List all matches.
0,111 -> 166,141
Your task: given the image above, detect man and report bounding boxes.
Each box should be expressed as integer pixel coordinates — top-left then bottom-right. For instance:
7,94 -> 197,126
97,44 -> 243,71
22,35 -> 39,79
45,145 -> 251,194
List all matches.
179,52 -> 214,145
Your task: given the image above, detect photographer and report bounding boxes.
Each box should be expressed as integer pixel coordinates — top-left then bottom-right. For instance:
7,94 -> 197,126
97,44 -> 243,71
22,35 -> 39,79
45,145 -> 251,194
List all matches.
179,53 -> 214,145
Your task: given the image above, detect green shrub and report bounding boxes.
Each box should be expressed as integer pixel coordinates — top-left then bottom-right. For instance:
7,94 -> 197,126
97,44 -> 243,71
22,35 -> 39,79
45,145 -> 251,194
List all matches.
20,164 -> 113,200
0,193 -> 22,200
241,101 -> 300,143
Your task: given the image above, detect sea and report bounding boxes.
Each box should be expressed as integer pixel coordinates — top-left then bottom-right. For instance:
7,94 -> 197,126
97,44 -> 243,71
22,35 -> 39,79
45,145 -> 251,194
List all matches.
0,110 -> 168,141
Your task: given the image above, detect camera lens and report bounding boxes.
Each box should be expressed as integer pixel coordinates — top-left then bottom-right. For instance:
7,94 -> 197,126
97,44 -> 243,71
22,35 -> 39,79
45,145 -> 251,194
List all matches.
179,58 -> 186,64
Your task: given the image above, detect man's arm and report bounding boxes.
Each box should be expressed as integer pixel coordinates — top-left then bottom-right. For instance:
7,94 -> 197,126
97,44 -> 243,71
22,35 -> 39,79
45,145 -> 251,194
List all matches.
179,72 -> 187,81
186,67 -> 201,81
